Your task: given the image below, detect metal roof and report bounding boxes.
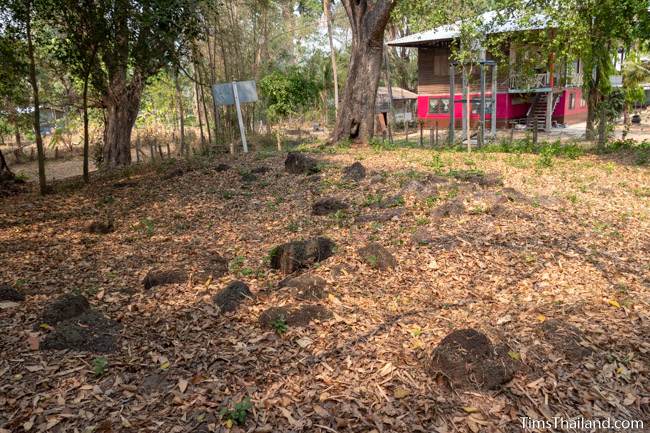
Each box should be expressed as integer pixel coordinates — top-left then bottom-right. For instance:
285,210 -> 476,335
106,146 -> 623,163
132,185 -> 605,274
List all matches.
388,10 -> 552,47
377,86 -> 418,100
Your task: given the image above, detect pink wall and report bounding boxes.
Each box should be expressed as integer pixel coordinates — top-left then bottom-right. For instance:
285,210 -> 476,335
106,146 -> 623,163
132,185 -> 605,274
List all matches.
417,90 -> 587,123
418,93 -> 518,121
554,88 -> 588,117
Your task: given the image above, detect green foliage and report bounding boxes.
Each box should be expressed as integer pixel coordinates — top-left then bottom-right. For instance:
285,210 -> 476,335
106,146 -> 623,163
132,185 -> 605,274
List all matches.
428,153 -> 445,173
598,89 -> 626,125
536,147 -> 555,168
332,209 -> 348,227
480,139 -> 583,159
366,254 -> 379,268
220,397 -> 253,426
363,193 -> 383,207
271,317 -> 288,334
139,218 -> 155,237
92,356 -> 108,376
228,256 -> 246,274
259,67 -> 321,122
424,196 -> 438,208
605,139 -> 650,165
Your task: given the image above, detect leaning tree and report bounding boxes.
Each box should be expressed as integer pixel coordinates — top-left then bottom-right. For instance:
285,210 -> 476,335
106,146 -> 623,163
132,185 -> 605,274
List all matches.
331,0 -> 397,144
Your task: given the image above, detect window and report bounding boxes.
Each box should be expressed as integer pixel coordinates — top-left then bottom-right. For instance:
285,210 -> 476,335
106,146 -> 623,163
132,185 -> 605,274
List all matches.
569,93 -> 576,110
428,98 -> 450,114
580,95 -> 586,108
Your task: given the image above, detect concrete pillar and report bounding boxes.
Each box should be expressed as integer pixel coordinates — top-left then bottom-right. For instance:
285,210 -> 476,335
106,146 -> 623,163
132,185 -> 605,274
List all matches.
449,63 -> 455,144
491,64 -> 497,137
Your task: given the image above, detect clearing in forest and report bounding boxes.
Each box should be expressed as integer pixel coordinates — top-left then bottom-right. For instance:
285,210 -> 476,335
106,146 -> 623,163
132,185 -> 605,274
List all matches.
1,144 -> 649,432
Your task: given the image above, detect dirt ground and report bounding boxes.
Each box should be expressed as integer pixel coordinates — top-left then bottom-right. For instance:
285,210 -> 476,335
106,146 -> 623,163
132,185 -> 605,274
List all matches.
0,144 -> 649,433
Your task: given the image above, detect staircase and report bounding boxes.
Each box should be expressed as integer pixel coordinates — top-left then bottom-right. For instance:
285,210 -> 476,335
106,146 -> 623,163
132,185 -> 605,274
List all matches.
526,92 -> 560,131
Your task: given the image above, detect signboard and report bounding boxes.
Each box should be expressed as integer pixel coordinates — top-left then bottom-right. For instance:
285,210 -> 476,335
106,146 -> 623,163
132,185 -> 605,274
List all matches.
213,81 -> 258,106
395,112 -> 413,122
212,81 -> 258,153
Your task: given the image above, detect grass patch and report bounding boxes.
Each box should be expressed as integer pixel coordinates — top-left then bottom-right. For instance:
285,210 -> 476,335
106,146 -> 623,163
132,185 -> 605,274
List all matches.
480,138 -> 584,159
604,139 -> 650,165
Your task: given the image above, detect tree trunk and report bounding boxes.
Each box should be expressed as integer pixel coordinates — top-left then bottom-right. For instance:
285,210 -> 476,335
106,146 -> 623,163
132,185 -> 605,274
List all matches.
82,74 -> 90,182
331,0 -> 395,144
586,86 -> 598,141
194,76 -> 206,149
597,106 -> 607,148
324,0 -> 339,118
82,48 -> 97,182
25,3 -> 47,194
14,129 -> 21,149
102,74 -> 142,168
0,148 -> 14,181
199,76 -> 213,147
173,70 -> 187,157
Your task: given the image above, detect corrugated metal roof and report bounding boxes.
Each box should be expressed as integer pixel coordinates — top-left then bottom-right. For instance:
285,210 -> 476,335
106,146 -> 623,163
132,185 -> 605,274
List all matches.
377,86 -> 418,100
388,10 -> 552,47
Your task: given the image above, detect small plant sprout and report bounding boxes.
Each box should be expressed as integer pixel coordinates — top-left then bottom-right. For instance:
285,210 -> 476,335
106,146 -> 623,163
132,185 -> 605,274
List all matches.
271,317 -> 288,335
220,397 -> 253,427
139,218 -> 155,237
429,153 -> 445,173
228,256 -> 246,274
424,196 -> 438,208
363,193 -> 383,207
333,209 -> 347,227
410,325 -> 423,338
92,356 -> 108,376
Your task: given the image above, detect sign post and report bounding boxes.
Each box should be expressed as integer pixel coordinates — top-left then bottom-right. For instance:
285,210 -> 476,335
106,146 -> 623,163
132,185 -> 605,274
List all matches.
212,80 -> 258,154
231,82 -> 248,153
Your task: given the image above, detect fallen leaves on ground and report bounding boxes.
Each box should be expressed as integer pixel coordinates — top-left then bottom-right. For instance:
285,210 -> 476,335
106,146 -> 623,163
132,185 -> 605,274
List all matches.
1,146 -> 649,432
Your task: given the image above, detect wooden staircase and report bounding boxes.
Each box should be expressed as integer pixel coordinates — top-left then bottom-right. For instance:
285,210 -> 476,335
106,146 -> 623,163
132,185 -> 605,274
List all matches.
526,92 -> 560,131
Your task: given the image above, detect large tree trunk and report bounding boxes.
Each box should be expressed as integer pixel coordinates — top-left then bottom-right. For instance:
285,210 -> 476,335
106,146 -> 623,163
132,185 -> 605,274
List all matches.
0,149 -> 14,181
102,73 -> 143,168
331,0 -> 395,144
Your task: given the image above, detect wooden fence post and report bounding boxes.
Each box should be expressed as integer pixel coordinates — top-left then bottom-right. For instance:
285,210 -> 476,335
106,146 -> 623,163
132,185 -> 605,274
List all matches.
435,122 -> 439,146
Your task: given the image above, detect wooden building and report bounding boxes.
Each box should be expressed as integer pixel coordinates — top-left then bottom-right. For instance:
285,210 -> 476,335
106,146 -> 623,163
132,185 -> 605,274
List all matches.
388,11 -> 589,132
